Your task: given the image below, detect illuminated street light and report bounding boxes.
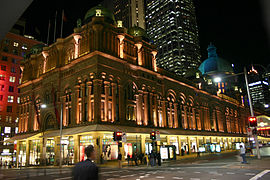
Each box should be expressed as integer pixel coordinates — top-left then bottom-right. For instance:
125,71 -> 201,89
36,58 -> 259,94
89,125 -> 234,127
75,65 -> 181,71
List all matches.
41,104 -> 47,109
213,77 -> 222,83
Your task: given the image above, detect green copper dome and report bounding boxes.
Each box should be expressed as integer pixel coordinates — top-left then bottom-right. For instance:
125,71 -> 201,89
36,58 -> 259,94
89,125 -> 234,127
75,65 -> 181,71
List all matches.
128,26 -> 149,40
84,4 -> 116,24
199,44 -> 234,75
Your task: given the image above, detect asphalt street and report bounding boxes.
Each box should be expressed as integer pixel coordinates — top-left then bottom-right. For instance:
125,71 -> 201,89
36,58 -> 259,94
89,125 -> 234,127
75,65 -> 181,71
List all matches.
0,154 -> 269,180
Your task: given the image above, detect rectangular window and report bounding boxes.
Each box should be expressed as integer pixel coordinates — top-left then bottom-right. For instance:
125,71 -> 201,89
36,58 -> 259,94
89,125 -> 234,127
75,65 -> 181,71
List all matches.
1,65 -> 6,71
9,76 -> 15,83
0,95 -> 3,101
0,75 -> 5,81
9,86 -> 14,92
8,96 -> 14,102
17,97 -> 20,103
0,85 -> 4,91
10,67 -> 15,73
13,42 -> 19,47
2,56 -> 8,61
7,106 -> 12,112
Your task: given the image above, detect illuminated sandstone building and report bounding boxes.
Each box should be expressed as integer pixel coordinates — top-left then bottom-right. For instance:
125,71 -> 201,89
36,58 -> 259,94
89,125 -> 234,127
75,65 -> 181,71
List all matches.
12,5 -> 268,166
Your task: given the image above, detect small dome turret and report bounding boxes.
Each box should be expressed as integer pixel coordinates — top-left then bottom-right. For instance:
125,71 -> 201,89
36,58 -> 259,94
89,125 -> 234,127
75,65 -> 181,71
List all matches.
84,4 -> 116,25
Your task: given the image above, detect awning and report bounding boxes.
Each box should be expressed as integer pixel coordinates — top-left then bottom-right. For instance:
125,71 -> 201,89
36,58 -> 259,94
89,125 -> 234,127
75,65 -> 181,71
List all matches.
5,132 -> 39,143
39,124 -> 244,138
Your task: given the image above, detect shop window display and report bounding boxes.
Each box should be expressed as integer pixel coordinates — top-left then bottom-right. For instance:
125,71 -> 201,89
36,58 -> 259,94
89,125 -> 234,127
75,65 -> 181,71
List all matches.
19,141 -> 27,166
61,136 -> 74,165
46,139 -> 55,165
102,139 -> 118,160
29,140 -> 41,165
80,135 -> 94,161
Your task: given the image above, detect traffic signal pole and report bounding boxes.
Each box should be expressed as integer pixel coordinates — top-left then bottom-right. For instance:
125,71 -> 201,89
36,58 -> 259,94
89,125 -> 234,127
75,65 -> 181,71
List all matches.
244,67 -> 261,159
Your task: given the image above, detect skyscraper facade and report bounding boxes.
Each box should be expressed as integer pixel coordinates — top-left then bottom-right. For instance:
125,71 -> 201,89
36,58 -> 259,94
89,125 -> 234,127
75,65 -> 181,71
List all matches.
145,0 -> 201,76
248,66 -> 270,108
113,0 -> 145,29
0,32 -> 40,163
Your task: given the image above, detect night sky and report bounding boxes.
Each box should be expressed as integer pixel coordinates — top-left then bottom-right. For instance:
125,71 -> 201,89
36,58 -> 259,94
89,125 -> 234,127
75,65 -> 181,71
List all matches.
21,0 -> 270,73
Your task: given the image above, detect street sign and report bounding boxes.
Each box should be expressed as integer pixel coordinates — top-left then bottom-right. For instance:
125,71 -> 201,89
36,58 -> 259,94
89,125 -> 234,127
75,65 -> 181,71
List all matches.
247,128 -> 252,136
156,131 -> 160,141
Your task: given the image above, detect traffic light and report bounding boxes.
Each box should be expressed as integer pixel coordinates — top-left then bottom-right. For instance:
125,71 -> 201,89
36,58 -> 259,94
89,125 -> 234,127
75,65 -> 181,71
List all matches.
150,131 -> 156,140
116,132 -> 122,141
249,116 -> 257,127
113,132 -> 122,141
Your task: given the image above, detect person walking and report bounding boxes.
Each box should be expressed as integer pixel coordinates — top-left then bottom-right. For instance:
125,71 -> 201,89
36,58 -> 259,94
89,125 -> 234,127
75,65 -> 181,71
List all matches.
117,152 -> 122,168
72,145 -> 99,180
239,145 -> 247,164
127,154 -> 130,166
157,153 -> 161,166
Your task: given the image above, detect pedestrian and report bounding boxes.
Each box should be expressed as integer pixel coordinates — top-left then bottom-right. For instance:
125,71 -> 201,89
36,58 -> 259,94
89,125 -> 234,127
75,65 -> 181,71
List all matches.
127,154 -> 130,166
181,147 -> 185,156
72,145 -> 99,180
117,152 -> 122,168
157,153 -> 161,166
150,151 -> 155,166
239,145 -> 247,164
134,152 -> 138,166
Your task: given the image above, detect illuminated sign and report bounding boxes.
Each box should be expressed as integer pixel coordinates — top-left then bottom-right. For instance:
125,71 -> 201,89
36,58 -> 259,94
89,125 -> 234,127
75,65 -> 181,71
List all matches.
4,127 -> 11,134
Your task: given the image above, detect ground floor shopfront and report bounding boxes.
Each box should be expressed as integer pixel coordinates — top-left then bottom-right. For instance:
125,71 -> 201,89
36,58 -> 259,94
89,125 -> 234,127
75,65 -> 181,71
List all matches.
13,125 -> 270,166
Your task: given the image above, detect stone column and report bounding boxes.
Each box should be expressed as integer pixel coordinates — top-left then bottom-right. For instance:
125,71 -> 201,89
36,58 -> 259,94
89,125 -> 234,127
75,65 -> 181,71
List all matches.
111,83 -> 117,122
73,135 -> 80,163
104,81 -> 110,122
169,102 -> 173,128
40,137 -> 47,165
92,133 -> 102,164
174,103 -> 178,128
151,51 -> 158,72
93,79 -> 102,123
162,100 -> 167,127
118,84 -> 125,123
141,135 -> 146,155
153,94 -> 158,127
187,136 -> 191,153
74,85 -> 80,124
117,34 -> 125,58
137,90 -> 144,125
184,106 -> 188,129
54,137 -> 60,165
149,92 -> 153,125
25,140 -> 30,166
177,136 -> 182,156
87,81 -> 92,122
73,34 -> 82,59
135,42 -> 143,66
80,83 -> 85,122
143,92 -> 148,126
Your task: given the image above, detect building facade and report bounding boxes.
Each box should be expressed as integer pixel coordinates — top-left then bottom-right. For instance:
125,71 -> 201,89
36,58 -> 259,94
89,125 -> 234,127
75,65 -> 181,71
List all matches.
114,0 -> 145,29
248,66 -> 270,108
145,0 -> 201,76
13,5 -> 268,167
0,32 -> 40,164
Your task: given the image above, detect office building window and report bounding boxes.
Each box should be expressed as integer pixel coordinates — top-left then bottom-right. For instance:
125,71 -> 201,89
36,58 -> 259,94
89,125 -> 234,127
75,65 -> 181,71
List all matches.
7,106 -> 12,112
0,85 -> 4,91
17,97 -> 20,103
0,95 -> 3,101
10,67 -> 16,73
9,86 -> 14,92
2,56 -> 8,61
8,96 -> 14,102
0,75 -> 5,81
9,76 -> 15,83
1,65 -> 6,71
13,42 -> 19,47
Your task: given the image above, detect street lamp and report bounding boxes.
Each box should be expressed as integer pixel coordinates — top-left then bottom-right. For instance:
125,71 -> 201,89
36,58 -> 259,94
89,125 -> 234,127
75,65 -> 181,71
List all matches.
211,67 -> 261,159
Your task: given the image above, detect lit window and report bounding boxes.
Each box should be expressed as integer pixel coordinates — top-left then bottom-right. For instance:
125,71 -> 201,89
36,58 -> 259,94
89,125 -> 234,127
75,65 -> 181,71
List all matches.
4,127 -> 11,133
22,45 -> 27,50
17,97 -> 20,103
0,74 -> 5,81
9,76 -> 15,82
13,42 -> 19,47
8,96 -> 14,102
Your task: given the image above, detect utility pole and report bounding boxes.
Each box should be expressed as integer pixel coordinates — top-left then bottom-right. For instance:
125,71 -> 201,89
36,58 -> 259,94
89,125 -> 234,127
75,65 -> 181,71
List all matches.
244,67 -> 261,159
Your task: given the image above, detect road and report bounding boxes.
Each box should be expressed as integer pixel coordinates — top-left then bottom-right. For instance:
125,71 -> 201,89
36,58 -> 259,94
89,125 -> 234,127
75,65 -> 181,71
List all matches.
0,154 -> 270,180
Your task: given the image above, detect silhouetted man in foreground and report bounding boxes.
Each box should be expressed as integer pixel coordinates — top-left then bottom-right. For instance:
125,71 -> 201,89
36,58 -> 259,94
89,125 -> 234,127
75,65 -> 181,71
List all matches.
73,145 -> 99,180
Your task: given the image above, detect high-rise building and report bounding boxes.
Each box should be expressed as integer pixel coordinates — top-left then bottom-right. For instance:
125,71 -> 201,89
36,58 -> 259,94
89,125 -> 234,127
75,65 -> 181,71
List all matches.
145,0 -> 201,76
248,66 -> 270,109
113,0 -> 145,29
0,31 -> 41,163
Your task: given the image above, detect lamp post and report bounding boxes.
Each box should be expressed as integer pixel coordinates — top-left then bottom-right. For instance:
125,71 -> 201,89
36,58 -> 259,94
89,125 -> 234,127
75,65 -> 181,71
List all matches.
213,67 -> 261,159
40,104 -> 47,175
